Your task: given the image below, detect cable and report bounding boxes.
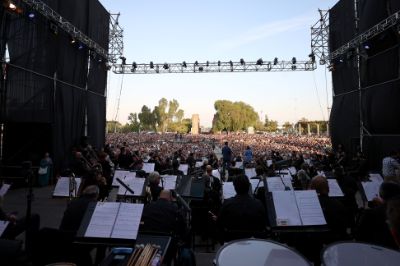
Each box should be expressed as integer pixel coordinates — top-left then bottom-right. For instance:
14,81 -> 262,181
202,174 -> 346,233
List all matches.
113,73 -> 124,132
312,71 -> 326,121
324,66 -> 330,118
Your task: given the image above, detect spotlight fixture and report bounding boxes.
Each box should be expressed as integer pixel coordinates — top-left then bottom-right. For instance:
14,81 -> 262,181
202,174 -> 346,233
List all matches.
150,61 -> 154,69
194,61 -> 199,66
256,58 -> 263,65
206,61 -> 209,67
27,11 -> 35,19
78,43 -> 84,50
319,58 -> 326,65
49,22 -> 58,35
199,67 -> 204,72
9,2 -> 17,10
309,53 -> 315,63
364,44 -> 370,50
132,62 -> 137,69
182,61 -> 187,68
273,57 -> 278,65
120,56 -> 126,65
70,37 -> 76,44
229,61 -> 233,67
292,57 -> 297,64
217,61 -> 221,67
240,58 -> 245,65
163,63 -> 169,70
291,65 -> 297,71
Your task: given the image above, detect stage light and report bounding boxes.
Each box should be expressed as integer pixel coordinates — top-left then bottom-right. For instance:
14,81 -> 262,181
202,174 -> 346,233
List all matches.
256,58 -> 263,65
273,57 -> 278,65
9,2 -> 17,10
240,58 -> 245,65
206,61 -> 209,67
70,37 -> 76,44
195,61 -> 198,66
292,57 -> 297,64
182,61 -> 187,68
78,43 -> 84,50
319,58 -> 326,65
155,65 -> 159,73
163,63 -> 169,70
309,53 -> 315,63
199,67 -> 203,72
150,61 -> 154,68
218,61 -> 221,67
120,56 -> 126,65
27,11 -> 35,19
229,61 -> 233,67
132,62 -> 137,69
291,65 -> 296,71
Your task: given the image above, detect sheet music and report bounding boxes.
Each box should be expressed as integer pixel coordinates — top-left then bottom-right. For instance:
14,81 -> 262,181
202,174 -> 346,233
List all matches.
178,164 -> 189,175
142,163 -> 155,173
267,160 -> 273,167
0,220 -> 9,237
266,177 -> 293,192
328,179 -> 344,197
272,191 -> 302,226
287,167 -> 297,175
85,202 -> 120,238
112,170 -> 135,187
295,191 -> 326,226
161,175 -> 177,190
195,161 -> 203,168
317,171 -> 326,177
304,159 -> 311,165
53,177 -> 81,197
212,169 -> 221,179
245,168 -> 257,178
233,161 -> 243,169
362,174 -> 383,201
111,203 -> 143,240
117,177 -> 145,196
0,184 -> 11,197
223,182 -> 236,199
250,179 -> 263,193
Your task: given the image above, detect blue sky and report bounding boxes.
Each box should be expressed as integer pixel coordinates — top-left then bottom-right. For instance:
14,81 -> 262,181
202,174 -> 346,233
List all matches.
100,0 -> 338,127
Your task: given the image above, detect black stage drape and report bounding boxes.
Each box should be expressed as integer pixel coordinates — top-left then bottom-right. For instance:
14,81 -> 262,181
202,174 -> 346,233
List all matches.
329,0 -> 359,153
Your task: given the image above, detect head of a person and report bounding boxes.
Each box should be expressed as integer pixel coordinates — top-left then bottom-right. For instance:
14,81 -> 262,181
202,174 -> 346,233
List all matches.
379,182 -> 400,202
233,175 -> 250,196
148,171 -> 161,185
44,152 -> 50,158
255,166 -> 264,176
206,165 -> 213,175
224,141 -> 228,146
310,175 -> 329,196
159,190 -> 172,201
82,185 -> 99,200
333,165 -> 345,179
172,159 -> 180,170
246,146 -> 250,150
301,163 -> 309,171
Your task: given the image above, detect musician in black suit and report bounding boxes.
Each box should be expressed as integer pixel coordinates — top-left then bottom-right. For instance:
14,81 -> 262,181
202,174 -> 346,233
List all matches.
203,165 -> 222,213
217,175 -> 266,241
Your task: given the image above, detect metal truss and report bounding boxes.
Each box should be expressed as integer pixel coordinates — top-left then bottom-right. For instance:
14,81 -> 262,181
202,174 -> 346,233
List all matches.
108,13 -> 124,64
330,10 -> 400,60
21,0 -> 108,60
112,60 -> 316,74
311,9 -> 330,65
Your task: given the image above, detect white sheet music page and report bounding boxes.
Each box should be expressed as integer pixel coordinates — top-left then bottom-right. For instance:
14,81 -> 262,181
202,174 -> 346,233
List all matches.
117,177 -> 145,196
272,191 -> 302,226
295,191 -> 326,226
195,161 -> 203,168
112,170 -> 134,187
212,170 -> 221,180
362,174 -> 383,201
111,203 -> 143,240
288,167 -> 297,175
85,202 -> 120,238
0,220 -> 9,237
161,175 -> 177,190
233,161 -> 243,169
0,184 -> 11,197
328,179 -> 344,197
267,177 -> 285,192
178,164 -> 189,175
267,160 -> 273,167
142,163 -> 155,173
223,182 -> 236,199
53,177 -> 82,197
250,179 -> 263,193
245,168 -> 257,178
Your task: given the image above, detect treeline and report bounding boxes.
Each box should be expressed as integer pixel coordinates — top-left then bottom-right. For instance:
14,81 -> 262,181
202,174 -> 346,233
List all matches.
107,98 -> 192,133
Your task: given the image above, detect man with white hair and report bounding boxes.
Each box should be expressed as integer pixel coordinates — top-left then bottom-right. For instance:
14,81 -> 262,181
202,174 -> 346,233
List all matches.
148,171 -> 162,201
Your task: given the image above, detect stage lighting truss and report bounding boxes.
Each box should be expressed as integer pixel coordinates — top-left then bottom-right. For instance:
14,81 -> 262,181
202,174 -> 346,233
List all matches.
20,0 -> 108,61
113,59 -> 316,74
108,13 -> 124,65
310,9 -> 329,65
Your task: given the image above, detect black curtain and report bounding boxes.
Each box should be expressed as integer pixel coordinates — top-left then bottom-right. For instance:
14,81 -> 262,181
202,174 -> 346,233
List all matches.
358,0 -> 400,169
329,0 -> 358,152
53,0 -> 89,169
86,0 -> 109,149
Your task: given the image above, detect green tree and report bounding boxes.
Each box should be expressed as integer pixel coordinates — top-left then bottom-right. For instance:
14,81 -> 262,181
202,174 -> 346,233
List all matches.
127,113 -> 140,132
138,105 -> 156,131
153,98 -> 185,132
282,121 -> 293,132
212,100 -> 259,132
264,115 -> 278,132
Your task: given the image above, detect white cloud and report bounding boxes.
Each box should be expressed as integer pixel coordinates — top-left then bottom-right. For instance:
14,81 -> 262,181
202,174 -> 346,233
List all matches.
218,14 -> 314,50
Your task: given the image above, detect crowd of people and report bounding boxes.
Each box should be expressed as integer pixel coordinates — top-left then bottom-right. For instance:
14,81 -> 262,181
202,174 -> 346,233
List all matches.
1,132 -> 400,265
